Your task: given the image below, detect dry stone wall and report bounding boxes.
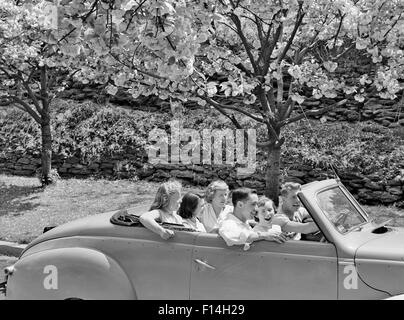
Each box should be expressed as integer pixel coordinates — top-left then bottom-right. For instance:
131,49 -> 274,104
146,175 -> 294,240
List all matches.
1,150 -> 403,207
58,85 -> 404,129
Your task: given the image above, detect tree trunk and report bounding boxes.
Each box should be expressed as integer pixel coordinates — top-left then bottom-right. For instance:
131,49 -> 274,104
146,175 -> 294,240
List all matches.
265,145 -> 282,206
40,116 -> 52,185
39,66 -> 54,186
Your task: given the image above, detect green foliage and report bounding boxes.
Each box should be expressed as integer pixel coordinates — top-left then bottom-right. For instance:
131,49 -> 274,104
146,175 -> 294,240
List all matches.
0,109 -> 40,155
53,101 -> 172,161
283,120 -> 404,180
0,99 -> 171,162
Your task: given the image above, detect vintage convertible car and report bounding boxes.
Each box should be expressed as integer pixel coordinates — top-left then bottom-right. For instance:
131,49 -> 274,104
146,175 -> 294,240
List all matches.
2,178 -> 404,300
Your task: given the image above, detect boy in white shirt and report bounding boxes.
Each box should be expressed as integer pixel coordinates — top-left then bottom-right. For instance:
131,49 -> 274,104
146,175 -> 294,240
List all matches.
272,182 -> 319,240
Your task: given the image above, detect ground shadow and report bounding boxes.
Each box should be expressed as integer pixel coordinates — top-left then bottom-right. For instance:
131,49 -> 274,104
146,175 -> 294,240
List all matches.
0,182 -> 43,216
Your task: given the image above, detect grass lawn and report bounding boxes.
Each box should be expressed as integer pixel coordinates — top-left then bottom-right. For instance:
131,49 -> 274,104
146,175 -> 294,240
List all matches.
0,174 -> 403,244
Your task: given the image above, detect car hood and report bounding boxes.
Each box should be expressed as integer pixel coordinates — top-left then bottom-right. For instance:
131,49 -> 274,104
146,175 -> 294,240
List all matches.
355,228 -> 404,295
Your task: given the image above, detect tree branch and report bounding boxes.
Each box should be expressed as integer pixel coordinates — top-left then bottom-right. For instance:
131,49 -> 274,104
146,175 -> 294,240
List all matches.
261,8 -> 287,75
263,23 -> 283,75
296,14 -> 329,63
333,11 -> 345,47
277,3 -> 305,64
276,71 -> 284,104
207,100 -> 244,129
21,79 -> 43,116
332,43 -> 355,61
279,82 -> 299,121
0,96 -> 42,123
200,93 -> 278,149
199,95 -> 265,123
383,12 -> 402,39
110,52 -> 167,80
230,13 -> 260,75
266,87 -> 277,114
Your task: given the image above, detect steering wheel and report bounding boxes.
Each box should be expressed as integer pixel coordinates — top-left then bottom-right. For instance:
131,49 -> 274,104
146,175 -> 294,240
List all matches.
301,230 -> 324,242
333,209 -> 350,229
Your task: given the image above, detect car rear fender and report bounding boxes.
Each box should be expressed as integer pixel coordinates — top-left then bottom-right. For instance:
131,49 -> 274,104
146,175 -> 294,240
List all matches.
6,247 -> 136,300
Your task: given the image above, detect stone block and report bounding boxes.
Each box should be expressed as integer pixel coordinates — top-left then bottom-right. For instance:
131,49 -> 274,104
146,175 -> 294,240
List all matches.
357,188 -> 375,201
13,169 -> 33,176
17,157 -> 31,165
371,191 -> 400,204
21,165 -> 37,171
386,187 -> 403,196
186,165 -> 204,172
364,181 -> 383,191
154,170 -> 172,179
287,170 -> 306,178
70,169 -> 87,175
170,170 -> 195,179
283,176 -> 304,184
346,182 -> 363,189
88,163 -> 100,170
243,179 -> 265,189
66,157 -> 80,164
100,162 -> 114,169
153,163 -> 177,170
387,179 -> 402,187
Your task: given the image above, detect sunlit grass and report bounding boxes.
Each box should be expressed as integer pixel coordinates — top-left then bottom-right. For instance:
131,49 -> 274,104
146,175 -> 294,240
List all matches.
363,204 -> 404,226
0,175 -> 164,243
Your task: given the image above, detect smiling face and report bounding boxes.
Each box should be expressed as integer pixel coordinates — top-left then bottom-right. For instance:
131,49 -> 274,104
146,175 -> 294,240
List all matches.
257,201 -> 275,224
237,193 -> 259,222
282,189 -> 301,215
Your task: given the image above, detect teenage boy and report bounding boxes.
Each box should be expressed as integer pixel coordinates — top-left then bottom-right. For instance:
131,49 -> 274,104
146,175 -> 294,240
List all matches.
273,182 -> 319,240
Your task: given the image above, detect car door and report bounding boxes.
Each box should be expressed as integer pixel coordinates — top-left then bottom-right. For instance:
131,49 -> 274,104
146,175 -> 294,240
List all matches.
83,227 -> 198,300
190,232 -> 338,299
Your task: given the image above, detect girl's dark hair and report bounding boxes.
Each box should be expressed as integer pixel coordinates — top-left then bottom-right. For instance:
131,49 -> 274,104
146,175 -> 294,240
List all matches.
178,192 -> 202,219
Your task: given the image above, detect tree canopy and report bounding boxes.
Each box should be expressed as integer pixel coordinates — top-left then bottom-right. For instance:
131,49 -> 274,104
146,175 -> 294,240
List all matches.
1,0 -> 403,195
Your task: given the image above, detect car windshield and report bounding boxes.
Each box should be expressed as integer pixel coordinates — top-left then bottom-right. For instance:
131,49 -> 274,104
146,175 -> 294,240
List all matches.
316,187 -> 367,234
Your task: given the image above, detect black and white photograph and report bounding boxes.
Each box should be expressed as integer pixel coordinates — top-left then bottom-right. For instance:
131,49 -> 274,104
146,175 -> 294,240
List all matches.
0,0 -> 403,306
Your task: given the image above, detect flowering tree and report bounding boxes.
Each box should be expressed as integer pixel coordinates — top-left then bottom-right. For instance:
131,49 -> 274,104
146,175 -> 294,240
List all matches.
68,0 -> 402,201
0,0 -> 97,184
3,0 -> 403,199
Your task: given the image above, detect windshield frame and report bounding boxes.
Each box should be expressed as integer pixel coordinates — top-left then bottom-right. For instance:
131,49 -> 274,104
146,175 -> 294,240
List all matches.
314,184 -> 369,235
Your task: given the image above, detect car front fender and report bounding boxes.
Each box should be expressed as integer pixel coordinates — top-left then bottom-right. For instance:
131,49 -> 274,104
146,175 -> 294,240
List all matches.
6,247 -> 136,300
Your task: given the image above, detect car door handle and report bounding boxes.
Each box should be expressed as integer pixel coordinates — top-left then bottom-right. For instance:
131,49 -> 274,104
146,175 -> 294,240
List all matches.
194,259 -> 216,270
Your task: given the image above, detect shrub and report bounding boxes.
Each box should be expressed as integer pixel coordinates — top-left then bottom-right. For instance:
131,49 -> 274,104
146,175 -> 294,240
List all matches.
282,120 -> 404,181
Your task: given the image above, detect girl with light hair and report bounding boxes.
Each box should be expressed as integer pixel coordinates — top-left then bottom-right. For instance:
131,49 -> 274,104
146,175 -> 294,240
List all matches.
199,180 -> 232,233
139,179 -> 183,240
